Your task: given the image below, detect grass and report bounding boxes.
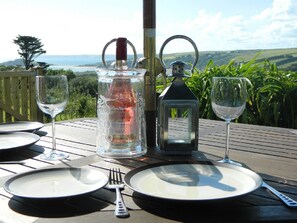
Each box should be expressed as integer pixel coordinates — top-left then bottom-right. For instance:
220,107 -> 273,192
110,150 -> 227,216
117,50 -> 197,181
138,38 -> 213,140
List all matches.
162,48 -> 297,71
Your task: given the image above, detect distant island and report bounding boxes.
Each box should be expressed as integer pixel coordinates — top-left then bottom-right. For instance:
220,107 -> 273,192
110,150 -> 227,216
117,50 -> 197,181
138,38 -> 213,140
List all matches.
1,48 -> 297,72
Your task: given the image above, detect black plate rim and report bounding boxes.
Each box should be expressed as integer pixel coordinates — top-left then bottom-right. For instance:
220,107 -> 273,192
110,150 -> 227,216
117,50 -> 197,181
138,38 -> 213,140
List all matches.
124,160 -> 263,201
0,121 -> 44,133
4,167 -> 108,199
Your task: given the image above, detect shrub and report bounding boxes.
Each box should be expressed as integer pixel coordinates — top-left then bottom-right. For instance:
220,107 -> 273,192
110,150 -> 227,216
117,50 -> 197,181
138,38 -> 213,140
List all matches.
183,58 -> 297,128
62,92 -> 96,119
69,76 -> 97,98
53,58 -> 297,129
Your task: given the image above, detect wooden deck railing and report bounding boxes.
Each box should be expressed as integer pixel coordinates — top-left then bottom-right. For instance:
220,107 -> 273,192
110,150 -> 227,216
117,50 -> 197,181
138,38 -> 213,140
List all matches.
0,71 -> 43,123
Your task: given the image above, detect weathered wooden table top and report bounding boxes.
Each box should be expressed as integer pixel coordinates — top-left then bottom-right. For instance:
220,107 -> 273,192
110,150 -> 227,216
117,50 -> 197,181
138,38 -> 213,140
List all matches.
0,118 -> 297,222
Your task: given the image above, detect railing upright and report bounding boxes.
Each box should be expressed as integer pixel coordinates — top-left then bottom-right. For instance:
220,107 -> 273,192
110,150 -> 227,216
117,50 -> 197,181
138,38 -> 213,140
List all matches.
0,71 -> 43,123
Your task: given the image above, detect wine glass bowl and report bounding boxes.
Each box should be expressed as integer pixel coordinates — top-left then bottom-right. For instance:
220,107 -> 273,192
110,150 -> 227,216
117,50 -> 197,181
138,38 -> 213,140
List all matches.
36,75 -> 69,161
211,77 -> 249,166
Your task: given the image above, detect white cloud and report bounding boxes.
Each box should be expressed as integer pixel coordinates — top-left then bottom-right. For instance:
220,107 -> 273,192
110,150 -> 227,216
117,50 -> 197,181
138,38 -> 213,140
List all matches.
1,0 -> 297,62
156,0 -> 297,53
253,0 -> 296,21
250,0 -> 297,48
0,1 -> 143,61
157,10 -> 251,52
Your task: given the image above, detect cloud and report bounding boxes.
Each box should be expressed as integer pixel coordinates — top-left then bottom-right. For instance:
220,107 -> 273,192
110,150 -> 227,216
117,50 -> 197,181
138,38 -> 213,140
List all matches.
157,9 -> 251,52
253,0 -> 296,21
251,0 -> 297,48
0,1 -> 143,61
157,0 -> 297,52
1,0 -> 297,62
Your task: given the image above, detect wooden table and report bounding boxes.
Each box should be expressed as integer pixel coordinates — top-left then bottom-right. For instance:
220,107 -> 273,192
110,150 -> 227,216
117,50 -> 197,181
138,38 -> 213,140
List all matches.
0,118 -> 297,222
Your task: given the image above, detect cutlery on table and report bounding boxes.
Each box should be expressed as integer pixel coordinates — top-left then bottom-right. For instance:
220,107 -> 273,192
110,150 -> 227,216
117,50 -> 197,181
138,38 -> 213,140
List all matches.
262,181 -> 297,208
0,161 -> 25,165
105,168 -> 130,218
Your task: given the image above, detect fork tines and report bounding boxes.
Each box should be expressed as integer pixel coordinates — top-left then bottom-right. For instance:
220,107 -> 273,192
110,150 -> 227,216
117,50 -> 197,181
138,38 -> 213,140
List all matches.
108,168 -> 129,217
109,168 -> 122,184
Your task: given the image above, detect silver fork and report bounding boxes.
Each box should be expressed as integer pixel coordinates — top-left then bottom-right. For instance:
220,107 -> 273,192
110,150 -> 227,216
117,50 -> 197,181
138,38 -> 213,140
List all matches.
106,168 -> 130,217
0,161 -> 25,165
262,181 -> 297,208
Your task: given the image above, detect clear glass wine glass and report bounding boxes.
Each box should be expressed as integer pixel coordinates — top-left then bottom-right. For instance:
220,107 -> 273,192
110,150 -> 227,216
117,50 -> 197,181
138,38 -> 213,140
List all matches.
36,75 -> 69,161
211,77 -> 250,166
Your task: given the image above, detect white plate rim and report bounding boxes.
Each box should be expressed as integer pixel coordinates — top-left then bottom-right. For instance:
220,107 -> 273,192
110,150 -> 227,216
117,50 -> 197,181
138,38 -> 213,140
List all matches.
4,167 -> 109,199
0,132 -> 40,151
124,160 -> 263,201
0,121 -> 44,133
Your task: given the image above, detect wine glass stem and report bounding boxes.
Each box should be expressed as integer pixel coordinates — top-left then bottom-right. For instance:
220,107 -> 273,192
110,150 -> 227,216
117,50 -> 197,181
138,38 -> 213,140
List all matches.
52,116 -> 56,151
225,120 -> 230,161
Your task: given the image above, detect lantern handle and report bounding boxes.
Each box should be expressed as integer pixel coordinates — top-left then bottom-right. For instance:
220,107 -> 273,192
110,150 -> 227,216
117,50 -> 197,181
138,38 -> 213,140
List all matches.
101,38 -> 137,68
159,35 -> 199,74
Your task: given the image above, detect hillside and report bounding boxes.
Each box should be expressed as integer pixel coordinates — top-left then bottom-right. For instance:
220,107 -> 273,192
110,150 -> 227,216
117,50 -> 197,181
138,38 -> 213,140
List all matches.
0,58 -> 23,66
162,48 -> 297,71
1,48 -> 297,71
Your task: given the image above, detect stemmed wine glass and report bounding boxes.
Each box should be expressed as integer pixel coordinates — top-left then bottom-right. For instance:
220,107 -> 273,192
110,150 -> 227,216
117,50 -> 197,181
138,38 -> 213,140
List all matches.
36,75 -> 69,161
211,77 -> 250,166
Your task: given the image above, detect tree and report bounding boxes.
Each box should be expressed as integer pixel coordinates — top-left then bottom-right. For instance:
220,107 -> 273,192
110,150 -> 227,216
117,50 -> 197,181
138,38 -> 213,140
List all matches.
13,35 -> 46,70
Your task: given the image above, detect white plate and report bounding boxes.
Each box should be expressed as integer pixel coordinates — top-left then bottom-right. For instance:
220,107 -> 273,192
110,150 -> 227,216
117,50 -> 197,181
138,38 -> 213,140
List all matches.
0,132 -> 40,151
0,121 -> 44,133
4,167 -> 109,199
124,161 -> 263,201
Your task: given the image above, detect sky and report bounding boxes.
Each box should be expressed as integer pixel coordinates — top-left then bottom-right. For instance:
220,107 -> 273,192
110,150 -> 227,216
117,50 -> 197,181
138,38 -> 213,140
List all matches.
1,0 -> 297,62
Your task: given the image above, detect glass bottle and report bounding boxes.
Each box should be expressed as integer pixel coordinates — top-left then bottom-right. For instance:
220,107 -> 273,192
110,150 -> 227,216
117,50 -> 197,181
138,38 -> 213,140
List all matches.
107,38 -> 137,145
96,38 -> 146,158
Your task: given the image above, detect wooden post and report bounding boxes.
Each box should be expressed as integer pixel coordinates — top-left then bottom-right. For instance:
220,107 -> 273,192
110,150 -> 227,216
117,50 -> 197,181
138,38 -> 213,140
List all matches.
143,0 -> 157,147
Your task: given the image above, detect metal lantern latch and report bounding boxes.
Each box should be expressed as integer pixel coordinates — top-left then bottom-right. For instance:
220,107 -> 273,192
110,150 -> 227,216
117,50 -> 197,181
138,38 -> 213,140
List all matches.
158,35 -> 199,155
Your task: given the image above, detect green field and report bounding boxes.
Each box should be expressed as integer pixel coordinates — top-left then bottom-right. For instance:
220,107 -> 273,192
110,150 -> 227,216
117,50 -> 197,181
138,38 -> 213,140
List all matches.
162,48 -> 297,71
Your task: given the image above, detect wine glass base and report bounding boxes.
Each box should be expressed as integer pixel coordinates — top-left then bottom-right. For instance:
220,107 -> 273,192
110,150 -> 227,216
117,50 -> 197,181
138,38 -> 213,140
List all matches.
218,158 -> 242,166
40,151 -> 69,161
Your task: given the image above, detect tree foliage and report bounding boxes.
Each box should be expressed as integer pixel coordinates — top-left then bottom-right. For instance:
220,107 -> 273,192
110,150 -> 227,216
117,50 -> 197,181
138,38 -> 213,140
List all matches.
45,69 -> 76,81
13,35 -> 46,70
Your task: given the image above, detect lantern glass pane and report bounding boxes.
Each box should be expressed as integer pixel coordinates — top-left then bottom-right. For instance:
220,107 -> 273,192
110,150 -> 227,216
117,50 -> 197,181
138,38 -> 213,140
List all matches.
168,108 -> 191,144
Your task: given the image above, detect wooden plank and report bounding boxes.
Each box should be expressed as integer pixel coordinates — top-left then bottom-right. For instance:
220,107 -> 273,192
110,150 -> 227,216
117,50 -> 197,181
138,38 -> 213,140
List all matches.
11,76 -> 19,122
200,135 -> 297,159
4,76 -> 12,122
199,144 -> 297,181
199,127 -> 297,159
21,76 -> 28,120
29,75 -> 39,121
0,77 -> 4,123
0,193 -> 37,223
0,101 -> 25,120
0,71 -> 35,77
0,71 -> 37,122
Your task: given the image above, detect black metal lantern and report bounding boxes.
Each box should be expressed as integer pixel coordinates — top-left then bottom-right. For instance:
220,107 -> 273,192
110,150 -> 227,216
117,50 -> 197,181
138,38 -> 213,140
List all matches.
158,35 -> 199,155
